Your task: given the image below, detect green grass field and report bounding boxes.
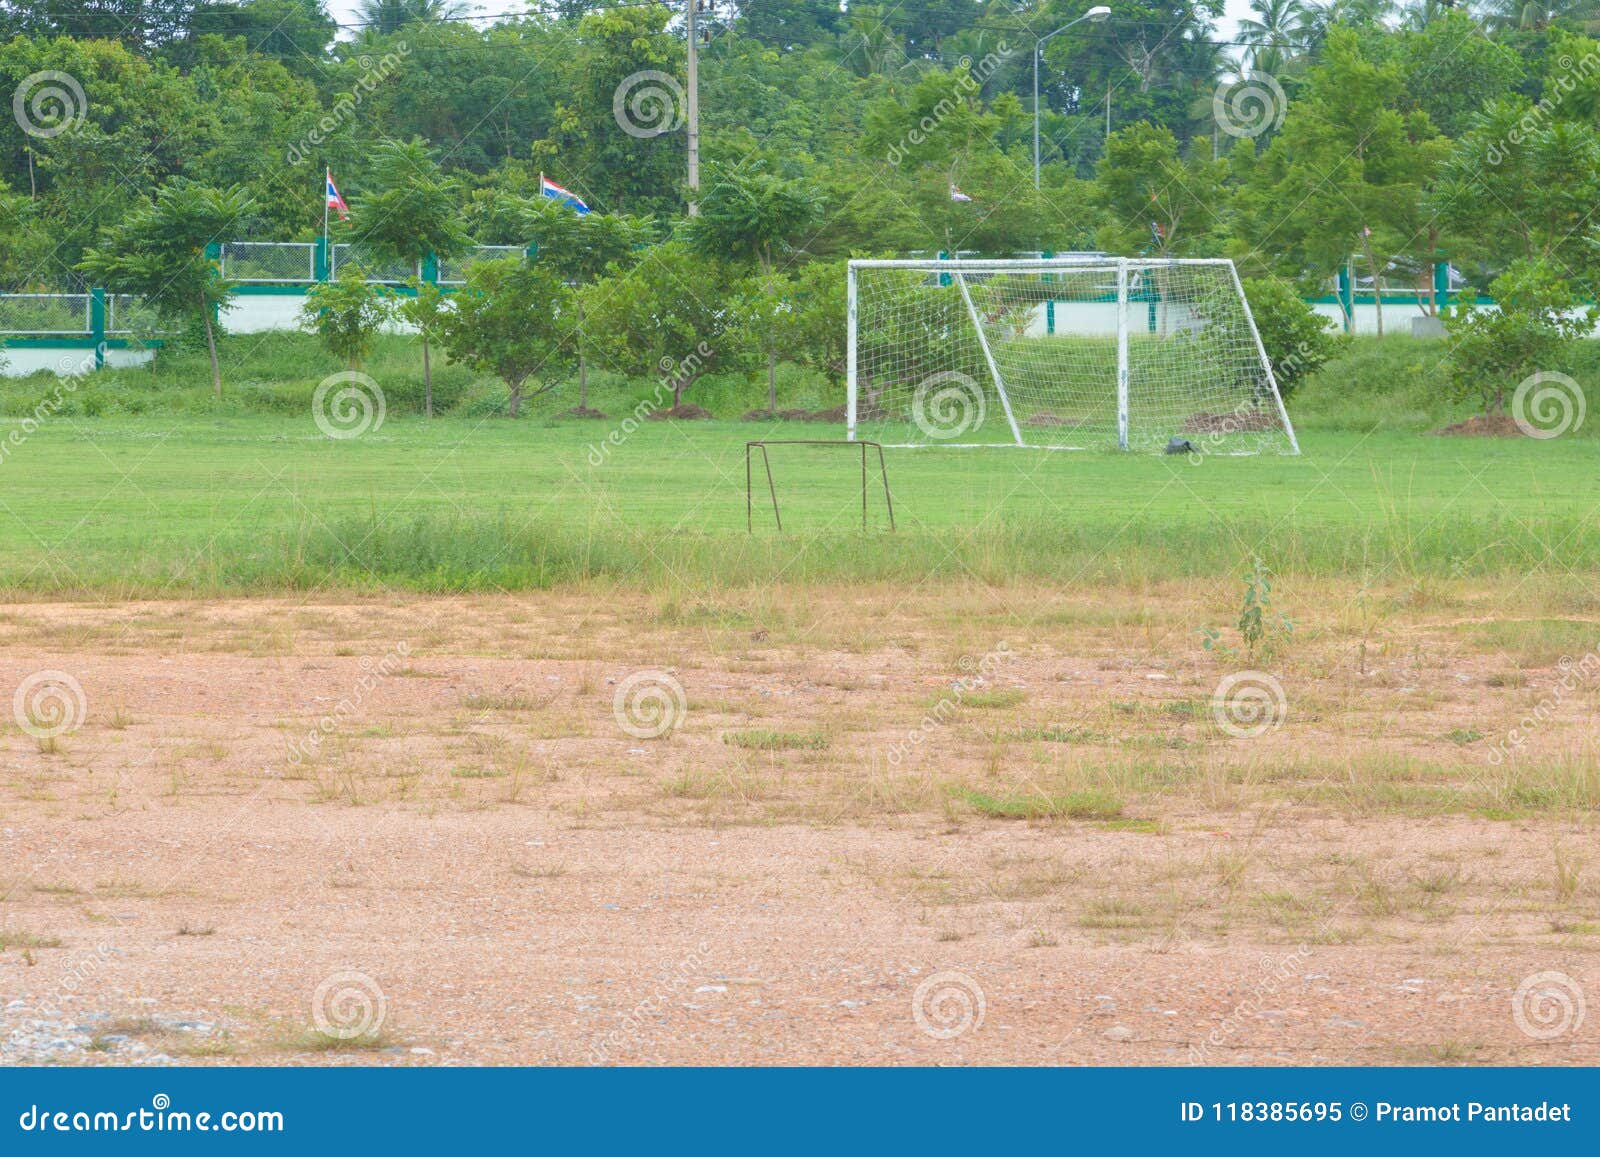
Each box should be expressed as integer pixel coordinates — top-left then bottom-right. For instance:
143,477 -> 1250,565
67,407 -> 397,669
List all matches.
1,410 -> 1595,595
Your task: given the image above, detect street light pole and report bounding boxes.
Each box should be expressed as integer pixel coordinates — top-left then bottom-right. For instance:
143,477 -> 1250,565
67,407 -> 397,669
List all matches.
1033,6 -> 1111,190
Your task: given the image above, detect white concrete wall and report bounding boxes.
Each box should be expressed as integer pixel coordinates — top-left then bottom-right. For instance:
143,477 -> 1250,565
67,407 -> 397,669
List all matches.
220,294 -> 417,335
2,347 -> 155,377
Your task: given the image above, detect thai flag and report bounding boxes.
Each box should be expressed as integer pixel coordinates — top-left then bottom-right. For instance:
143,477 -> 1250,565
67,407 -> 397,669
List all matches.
325,169 -> 349,222
541,175 -> 591,215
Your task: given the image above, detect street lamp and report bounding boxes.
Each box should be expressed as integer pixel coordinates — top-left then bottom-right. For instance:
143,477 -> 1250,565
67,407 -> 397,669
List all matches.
1034,5 -> 1111,189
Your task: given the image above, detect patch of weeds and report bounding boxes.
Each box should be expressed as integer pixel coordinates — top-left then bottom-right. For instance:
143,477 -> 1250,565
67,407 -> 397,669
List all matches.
462,691 -> 547,712
1005,726 -> 1106,744
961,689 -> 1027,710
1201,554 -> 1293,662
0,928 -> 62,951
723,729 -> 829,751
1446,728 -> 1482,746
957,788 -> 1122,821
1079,898 -> 1147,929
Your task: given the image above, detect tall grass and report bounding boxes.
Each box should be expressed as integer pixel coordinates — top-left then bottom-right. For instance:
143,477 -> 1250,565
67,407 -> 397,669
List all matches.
3,505 -> 1594,597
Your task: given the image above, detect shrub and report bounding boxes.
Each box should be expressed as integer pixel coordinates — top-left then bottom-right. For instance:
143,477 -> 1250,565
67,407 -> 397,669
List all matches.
1444,258 -> 1596,415
1242,275 -> 1342,396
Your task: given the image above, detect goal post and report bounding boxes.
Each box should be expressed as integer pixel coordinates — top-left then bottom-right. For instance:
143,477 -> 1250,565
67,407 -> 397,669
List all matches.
845,256 -> 1300,455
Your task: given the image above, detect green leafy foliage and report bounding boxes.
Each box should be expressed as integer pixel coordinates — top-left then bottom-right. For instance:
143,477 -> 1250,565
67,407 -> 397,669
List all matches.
582,242 -> 755,410
77,178 -> 254,396
435,257 -> 576,417
300,269 -> 391,369
1242,275 -> 1342,395
1445,258 -> 1597,415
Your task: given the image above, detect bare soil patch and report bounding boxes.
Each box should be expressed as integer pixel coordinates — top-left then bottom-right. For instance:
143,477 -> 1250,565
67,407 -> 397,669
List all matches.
1435,414 -> 1526,437
1181,411 -> 1283,433
1,583 -> 1595,1066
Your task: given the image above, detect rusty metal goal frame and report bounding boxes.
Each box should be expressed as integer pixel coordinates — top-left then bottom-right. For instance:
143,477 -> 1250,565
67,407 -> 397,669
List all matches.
745,440 -> 895,533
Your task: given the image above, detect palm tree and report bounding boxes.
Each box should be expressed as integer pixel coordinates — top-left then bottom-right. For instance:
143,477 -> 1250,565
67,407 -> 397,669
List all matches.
1477,0 -> 1600,31
357,0 -> 467,38
1238,0 -> 1316,72
1408,0 -> 1476,27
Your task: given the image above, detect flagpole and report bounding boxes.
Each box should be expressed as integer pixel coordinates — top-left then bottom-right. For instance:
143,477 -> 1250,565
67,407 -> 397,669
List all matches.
322,167 -> 329,279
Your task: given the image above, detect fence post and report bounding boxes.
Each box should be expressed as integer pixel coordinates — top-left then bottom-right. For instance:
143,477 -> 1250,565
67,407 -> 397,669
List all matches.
421,252 -> 439,285
89,287 -> 106,370
937,250 -> 951,288
1433,257 -> 1450,313
1042,250 -> 1055,335
314,237 -> 330,282
1337,262 -> 1353,333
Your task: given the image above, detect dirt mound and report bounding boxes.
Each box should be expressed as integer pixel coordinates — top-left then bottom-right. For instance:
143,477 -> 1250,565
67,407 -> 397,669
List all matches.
1180,411 -> 1282,434
744,407 -> 848,423
566,406 -> 608,420
1434,414 -> 1525,437
646,404 -> 713,421
1024,411 -> 1076,428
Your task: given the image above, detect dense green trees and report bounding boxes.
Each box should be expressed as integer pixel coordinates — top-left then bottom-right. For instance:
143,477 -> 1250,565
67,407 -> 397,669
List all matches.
5,1 -> 1599,421
4,1 -> 1593,281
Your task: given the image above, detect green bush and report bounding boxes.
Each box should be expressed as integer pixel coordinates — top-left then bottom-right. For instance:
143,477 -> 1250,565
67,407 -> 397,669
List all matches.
1242,275 -> 1342,396
1445,259 -> 1596,415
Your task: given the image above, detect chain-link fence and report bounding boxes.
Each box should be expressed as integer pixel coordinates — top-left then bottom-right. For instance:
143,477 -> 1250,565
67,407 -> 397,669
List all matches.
219,242 -> 317,283
438,245 -> 524,284
0,293 -> 92,335
330,244 -> 416,284
107,295 -> 162,335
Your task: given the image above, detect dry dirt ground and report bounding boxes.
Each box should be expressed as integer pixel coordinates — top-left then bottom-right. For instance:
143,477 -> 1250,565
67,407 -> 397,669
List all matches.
1,581 -> 1597,1066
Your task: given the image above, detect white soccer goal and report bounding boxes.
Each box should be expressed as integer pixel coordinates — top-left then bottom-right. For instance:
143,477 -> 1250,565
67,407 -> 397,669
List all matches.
846,257 -> 1299,454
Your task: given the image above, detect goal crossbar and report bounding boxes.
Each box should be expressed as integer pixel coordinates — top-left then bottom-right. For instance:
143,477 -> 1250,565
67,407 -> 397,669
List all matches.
845,256 -> 1299,455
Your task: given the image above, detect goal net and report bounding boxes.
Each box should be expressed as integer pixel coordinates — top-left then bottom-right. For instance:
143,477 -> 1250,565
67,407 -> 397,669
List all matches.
846,257 -> 1299,454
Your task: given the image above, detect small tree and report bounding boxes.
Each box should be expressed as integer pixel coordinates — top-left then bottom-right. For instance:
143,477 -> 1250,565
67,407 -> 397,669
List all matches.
396,279 -> 450,415
352,138 -> 471,415
685,162 -> 822,414
583,241 -> 753,412
78,179 -> 254,398
520,196 -> 653,413
1445,258 -> 1596,416
435,257 -> 576,417
300,268 -> 391,369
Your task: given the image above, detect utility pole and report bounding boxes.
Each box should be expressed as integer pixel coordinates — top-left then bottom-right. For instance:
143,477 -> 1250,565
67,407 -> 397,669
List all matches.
686,0 -> 700,216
